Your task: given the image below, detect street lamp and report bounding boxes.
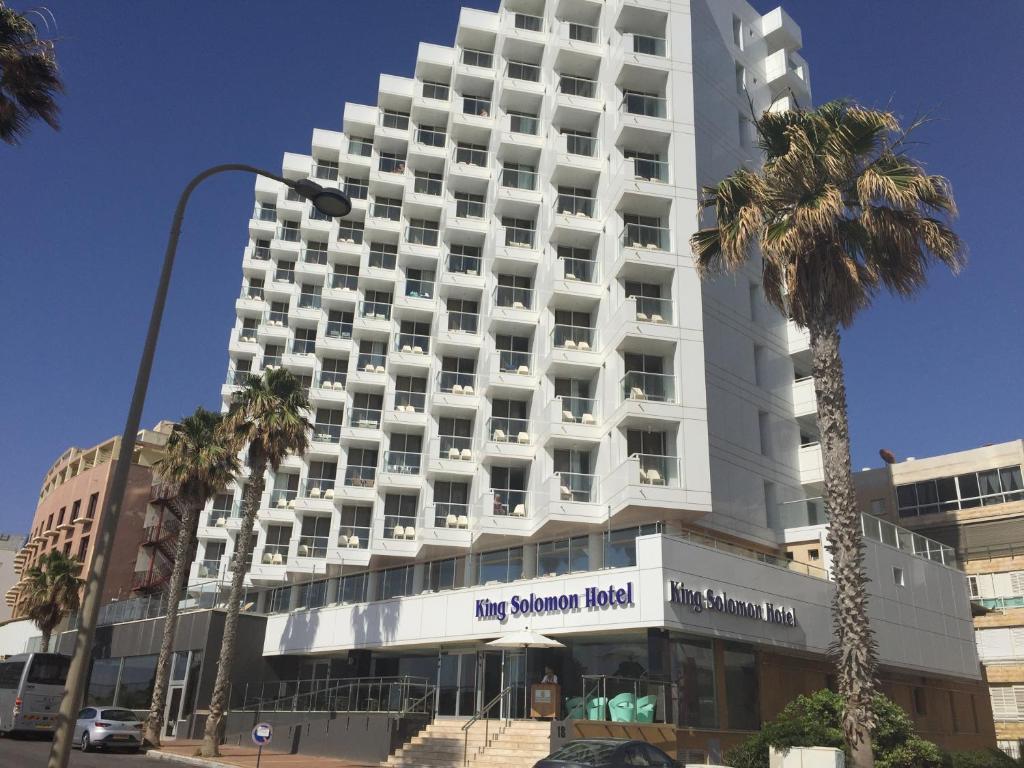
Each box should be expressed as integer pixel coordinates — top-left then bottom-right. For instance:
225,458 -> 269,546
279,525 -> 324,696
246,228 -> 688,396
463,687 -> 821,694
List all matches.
47,164 -> 351,768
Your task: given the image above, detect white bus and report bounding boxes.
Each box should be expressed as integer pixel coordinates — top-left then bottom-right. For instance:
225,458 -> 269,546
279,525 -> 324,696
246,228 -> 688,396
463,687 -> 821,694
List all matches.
0,653 -> 70,735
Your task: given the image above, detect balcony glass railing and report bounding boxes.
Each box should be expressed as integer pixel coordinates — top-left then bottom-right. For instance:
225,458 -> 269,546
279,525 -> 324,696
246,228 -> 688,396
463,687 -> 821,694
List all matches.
552,323 -> 597,351
291,338 -> 316,356
416,127 -> 446,147
242,285 -> 265,301
338,525 -> 370,550
278,227 -> 301,243
495,284 -> 534,310
422,82 -> 450,101
447,251 -> 482,275
383,451 -> 422,475
454,198 -> 486,219
560,75 -> 597,98
252,245 -> 271,261
325,320 -> 353,340
314,163 -> 339,181
413,176 -> 443,196
497,349 -> 534,375
405,278 -> 434,299
438,434 -> 473,460
632,34 -> 666,56
347,407 -> 383,429
381,112 -> 410,130
506,61 -> 541,82
330,273 -> 358,291
501,167 -> 538,191
298,294 -> 322,310
261,543 -> 289,566
621,223 -> 669,250
407,224 -> 440,247
491,488 -> 529,517
312,423 -> 342,444
301,478 -> 337,500
509,113 -> 539,135
297,535 -> 328,558
255,206 -> 277,223
454,145 -> 488,167
384,515 -> 418,540
226,369 -> 252,386
503,225 -> 536,249
558,255 -> 598,283
270,488 -> 298,508
393,389 -> 426,413
344,464 -> 378,488
622,370 -> 676,403
622,92 -> 667,118
556,395 -> 596,424
446,310 -> 479,335
514,12 -> 543,32
274,268 -> 296,284
629,295 -> 672,324
317,370 -> 347,390
437,370 -> 477,395
434,502 -> 470,528
567,22 -> 598,43
360,301 -> 393,320
634,453 -> 680,487
356,353 -> 387,373
395,334 -> 430,355
556,472 -> 597,503
264,310 -> 288,328
556,193 -> 595,218
488,416 -> 531,445
303,247 -> 328,265
628,157 -> 669,183
262,355 -> 283,370
378,155 -> 407,174
461,49 -> 493,69
344,180 -> 368,200
463,97 -> 492,117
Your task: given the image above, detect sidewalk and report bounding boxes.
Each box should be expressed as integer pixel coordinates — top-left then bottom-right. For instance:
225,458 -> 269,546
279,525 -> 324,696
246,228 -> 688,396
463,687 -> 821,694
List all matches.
146,741 -> 377,768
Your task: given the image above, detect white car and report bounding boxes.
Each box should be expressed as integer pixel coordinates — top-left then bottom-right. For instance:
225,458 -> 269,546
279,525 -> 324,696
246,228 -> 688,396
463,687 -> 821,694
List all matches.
72,707 -> 143,752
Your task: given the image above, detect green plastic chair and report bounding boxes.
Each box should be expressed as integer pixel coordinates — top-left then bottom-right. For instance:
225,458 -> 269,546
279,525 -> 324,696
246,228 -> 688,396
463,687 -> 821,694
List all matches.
565,696 -> 585,720
635,695 -> 656,723
609,692 -> 637,722
586,696 -> 608,720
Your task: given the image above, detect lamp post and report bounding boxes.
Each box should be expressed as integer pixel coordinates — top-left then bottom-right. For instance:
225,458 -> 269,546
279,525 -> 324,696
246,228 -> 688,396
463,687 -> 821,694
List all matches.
47,164 -> 351,768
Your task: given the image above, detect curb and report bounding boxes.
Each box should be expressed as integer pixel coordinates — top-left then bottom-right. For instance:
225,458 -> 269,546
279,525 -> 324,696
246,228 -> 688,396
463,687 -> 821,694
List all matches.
145,749 -> 240,768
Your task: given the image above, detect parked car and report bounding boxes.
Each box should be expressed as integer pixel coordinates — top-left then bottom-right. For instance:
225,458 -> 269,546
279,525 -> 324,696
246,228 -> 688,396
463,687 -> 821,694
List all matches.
535,739 -> 679,768
72,707 -> 144,752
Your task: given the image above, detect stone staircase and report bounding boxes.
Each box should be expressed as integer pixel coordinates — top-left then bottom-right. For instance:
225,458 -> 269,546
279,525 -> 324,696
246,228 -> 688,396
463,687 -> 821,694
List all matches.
383,718 -> 552,768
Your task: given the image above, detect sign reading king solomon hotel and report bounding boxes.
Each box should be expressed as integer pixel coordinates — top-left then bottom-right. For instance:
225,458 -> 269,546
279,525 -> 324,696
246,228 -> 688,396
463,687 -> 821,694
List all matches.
668,580 -> 798,627
476,583 -> 634,623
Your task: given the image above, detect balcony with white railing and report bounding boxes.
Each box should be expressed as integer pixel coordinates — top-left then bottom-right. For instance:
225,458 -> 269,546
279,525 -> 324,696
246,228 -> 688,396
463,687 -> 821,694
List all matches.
489,348 -> 538,390
799,442 -> 824,486
554,132 -> 602,172
603,453 -> 688,516
428,435 -> 476,476
609,296 -> 677,344
620,91 -> 668,120
432,370 -> 481,411
378,450 -> 424,489
441,249 -> 484,291
557,74 -> 601,108
340,405 -> 384,442
343,462 -> 378,495
538,472 -> 604,529
620,222 -> 671,257
298,478 -> 337,509
543,396 -> 601,443
320,319 -> 354,353
792,376 -> 817,419
356,301 -> 393,334
383,389 -> 428,430
613,33 -> 669,78
434,309 -> 482,352
545,324 -> 600,371
616,371 -> 682,426
499,112 -> 544,151
497,167 -> 541,203
553,194 -> 600,232
490,283 -> 538,327
543,251 -> 602,301
557,20 -> 601,50
484,416 -> 536,459
765,49 -> 810,100
431,502 -> 471,531
267,487 -> 299,512
354,351 -> 387,377
404,222 -> 441,251
400,275 -> 436,303
391,333 -> 432,366
787,320 -> 811,355
310,421 -> 343,447
495,225 -> 540,263
502,60 -> 544,95
444,197 -> 489,236
377,509 -> 421,556
505,10 -> 544,37
451,143 -> 490,177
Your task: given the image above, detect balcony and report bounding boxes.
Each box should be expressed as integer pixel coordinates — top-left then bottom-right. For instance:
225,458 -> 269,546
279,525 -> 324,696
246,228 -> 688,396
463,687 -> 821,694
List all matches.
554,132 -> 602,172
428,436 -> 476,476
556,20 -> 602,54
343,464 -> 378,496
310,422 -> 342,446
309,374 -> 347,406
356,301 -> 393,334
378,511 -> 421,552
206,499 -> 242,528
609,297 -> 678,347
432,371 -> 481,412
603,453 -> 692,516
431,502 -> 471,530
320,320 -> 354,353
616,371 -> 681,426
383,389 -> 428,429
761,7 -> 802,51
499,112 -> 544,151
556,75 -> 601,115
542,395 -> 600,445
497,167 -> 541,203
619,223 -> 672,267
445,198 -> 489,235
391,333 -> 431,365
484,416 -> 536,459
435,310 -> 481,352
552,194 -> 600,233
792,376 -> 817,418
490,284 -> 538,328
787,320 -> 810,355
378,450 -> 424,489
267,487 -> 299,512
494,226 -> 540,265
502,60 -> 544,96
450,145 -> 490,181
544,253 -> 602,301
298,478 -> 337,510
504,11 -> 544,38
488,349 -> 538,391
799,442 -> 824,486
543,472 -> 603,524
544,325 -> 600,373
764,49 -> 810,101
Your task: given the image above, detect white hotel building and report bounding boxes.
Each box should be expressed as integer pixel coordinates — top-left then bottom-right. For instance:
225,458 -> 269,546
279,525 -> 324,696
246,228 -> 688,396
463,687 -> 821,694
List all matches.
189,0 -> 994,757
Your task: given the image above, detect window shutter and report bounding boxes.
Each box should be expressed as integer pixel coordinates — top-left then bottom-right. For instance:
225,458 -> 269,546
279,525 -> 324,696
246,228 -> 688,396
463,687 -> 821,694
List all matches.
978,628 -> 1014,661
1010,571 -> 1024,596
990,687 -> 1018,719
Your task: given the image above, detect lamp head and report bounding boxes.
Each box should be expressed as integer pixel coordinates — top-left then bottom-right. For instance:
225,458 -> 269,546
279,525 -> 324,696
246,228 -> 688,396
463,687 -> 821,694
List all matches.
289,178 -> 352,218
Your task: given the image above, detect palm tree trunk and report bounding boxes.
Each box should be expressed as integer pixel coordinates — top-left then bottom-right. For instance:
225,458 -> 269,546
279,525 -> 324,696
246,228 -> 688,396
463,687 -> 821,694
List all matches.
39,629 -> 50,653
145,496 -> 199,747
809,320 -> 878,768
201,459 -> 266,758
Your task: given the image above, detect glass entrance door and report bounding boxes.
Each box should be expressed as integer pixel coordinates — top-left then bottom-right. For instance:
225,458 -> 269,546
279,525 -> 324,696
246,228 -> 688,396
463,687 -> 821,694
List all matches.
478,650 -> 526,719
163,686 -> 183,739
436,652 -> 476,717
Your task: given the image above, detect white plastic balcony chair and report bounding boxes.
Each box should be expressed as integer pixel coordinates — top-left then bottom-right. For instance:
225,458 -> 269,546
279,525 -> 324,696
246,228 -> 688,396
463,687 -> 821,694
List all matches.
262,553 -> 273,565
448,447 -> 460,460
646,242 -> 659,250
560,485 -> 572,500
460,449 -> 473,461
287,499 -> 296,509
364,363 -> 375,373
271,553 -> 284,565
393,525 -> 406,539
402,344 -> 413,353
563,339 -> 577,350
457,515 -> 469,528
635,312 -> 649,322
276,497 -> 287,509
631,241 -> 643,249
451,384 -> 464,395
446,514 -> 458,528
512,301 -> 525,310
412,346 -> 424,354
565,273 -> 577,281
517,365 -> 530,375
463,385 -> 475,395
512,504 -> 527,517
347,535 -> 360,548
493,429 -> 507,442
517,432 -> 530,445
375,365 -> 386,374
298,544 -> 310,557
216,517 -> 227,528
562,410 -> 576,423
404,527 -> 416,539
309,486 -> 321,498
651,314 -> 665,324
581,413 -> 595,425
577,341 -> 591,352
630,387 -> 646,400
324,488 -> 335,499
646,469 -> 665,486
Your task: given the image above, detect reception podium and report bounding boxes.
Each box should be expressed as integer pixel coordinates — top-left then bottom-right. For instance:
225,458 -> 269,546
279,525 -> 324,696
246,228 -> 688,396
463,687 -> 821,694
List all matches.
530,683 -> 561,719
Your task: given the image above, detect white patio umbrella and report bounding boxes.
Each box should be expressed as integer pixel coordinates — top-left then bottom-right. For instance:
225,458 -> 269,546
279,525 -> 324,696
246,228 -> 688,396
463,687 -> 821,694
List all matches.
487,628 -> 564,718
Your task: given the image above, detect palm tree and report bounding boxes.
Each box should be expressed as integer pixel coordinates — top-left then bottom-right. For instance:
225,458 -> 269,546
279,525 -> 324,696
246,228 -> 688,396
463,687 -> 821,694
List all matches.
23,550 -> 84,652
689,101 -> 962,768
144,408 -> 240,747
201,368 -> 310,757
0,3 -> 63,144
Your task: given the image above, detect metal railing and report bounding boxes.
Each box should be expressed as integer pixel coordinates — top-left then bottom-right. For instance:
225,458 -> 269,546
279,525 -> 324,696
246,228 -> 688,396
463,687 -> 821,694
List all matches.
556,193 -> 596,218
558,255 -> 598,283
506,61 -> 541,82
447,250 -> 482,275
360,301 -> 393,320
392,389 -> 426,413
463,683 -> 515,766
438,370 -> 477,394
454,144 -> 488,167
347,407 -> 382,429
494,284 -> 534,310
556,472 -> 597,503
553,323 -> 596,351
628,295 -> 672,323
300,478 -> 336,500
330,272 -> 358,291
395,334 -> 430,354
325,319 -> 353,340
463,96 -> 492,117
633,453 -> 680,487
632,34 -> 666,56
556,395 -> 597,424
445,310 -> 480,335
568,22 -> 598,43
416,126 -> 447,147
269,488 -> 298,508
560,75 -> 597,98
627,156 -> 669,182
622,92 -> 667,118
488,416 -> 531,445
496,349 -> 534,375
405,278 -> 435,299
454,197 -> 486,219
579,675 -> 670,723
621,223 -> 669,250
312,423 -> 342,444
434,502 -> 470,528
233,675 -> 435,717
344,463 -> 378,487
407,223 -> 440,246
503,225 -> 536,248
383,450 -> 423,476
297,535 -> 328,558
490,488 -> 529,517
500,167 -> 538,191
508,113 -> 539,135
437,435 -> 473,460
313,163 -> 339,181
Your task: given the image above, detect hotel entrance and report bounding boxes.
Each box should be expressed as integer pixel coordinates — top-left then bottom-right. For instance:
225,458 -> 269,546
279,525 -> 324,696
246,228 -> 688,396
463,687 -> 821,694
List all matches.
435,649 -> 526,718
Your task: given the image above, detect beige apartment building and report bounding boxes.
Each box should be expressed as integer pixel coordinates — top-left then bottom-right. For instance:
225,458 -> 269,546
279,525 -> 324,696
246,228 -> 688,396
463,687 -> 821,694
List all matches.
6,422 -> 178,619
854,440 -> 1024,757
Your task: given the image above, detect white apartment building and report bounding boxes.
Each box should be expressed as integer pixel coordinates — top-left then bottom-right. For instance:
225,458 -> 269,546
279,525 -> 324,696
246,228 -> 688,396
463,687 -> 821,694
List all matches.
187,0 -> 994,757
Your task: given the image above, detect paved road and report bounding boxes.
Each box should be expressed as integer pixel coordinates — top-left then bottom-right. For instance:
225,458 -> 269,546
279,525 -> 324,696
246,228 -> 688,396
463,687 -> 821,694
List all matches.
0,735 -> 151,768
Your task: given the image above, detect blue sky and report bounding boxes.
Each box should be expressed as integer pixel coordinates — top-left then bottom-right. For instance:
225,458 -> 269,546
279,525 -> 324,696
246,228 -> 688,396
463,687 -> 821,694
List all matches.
1,1 -> 1020,533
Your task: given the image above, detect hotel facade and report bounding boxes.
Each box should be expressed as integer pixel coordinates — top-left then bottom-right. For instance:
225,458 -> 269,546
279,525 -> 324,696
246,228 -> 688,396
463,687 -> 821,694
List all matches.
185,0 -> 994,759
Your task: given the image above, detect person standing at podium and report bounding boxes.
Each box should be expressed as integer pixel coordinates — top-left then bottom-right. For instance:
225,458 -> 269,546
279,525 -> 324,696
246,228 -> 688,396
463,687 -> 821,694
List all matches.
541,666 -> 559,684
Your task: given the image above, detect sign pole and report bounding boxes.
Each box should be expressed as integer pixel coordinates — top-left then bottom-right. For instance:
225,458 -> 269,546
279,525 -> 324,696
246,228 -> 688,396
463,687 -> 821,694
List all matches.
256,744 -> 263,768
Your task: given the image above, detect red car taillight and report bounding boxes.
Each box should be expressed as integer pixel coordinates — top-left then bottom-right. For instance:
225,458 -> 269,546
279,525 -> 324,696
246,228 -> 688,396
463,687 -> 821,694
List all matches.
12,698 -> 21,716
95,721 -> 111,728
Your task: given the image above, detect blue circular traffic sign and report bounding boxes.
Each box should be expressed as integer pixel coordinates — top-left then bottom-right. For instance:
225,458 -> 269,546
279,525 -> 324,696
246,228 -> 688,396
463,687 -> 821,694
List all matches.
251,722 -> 273,746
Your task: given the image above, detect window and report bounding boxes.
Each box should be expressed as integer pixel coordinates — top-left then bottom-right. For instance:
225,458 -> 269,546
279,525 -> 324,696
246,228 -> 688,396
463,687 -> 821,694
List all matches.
378,152 -> 406,174
724,643 -> 759,730
808,548 -> 820,561
462,49 -> 493,68
86,658 -> 121,706
378,565 -> 415,600
427,557 -> 465,592
314,158 -> 339,180
344,176 -> 368,200
78,537 -> 90,561
338,221 -> 364,245
299,516 -> 330,558
116,655 -> 157,709
967,576 -> 979,598
673,636 -> 717,728
758,411 -> 772,457
537,537 -> 589,576
896,465 -> 1024,516
372,196 -> 402,221
422,81 -> 450,101
913,687 -> 928,716
508,110 -> 538,135
414,171 -> 443,196
58,506 -> 66,525
507,60 -> 540,82
732,15 -> 743,49
87,494 -> 99,519
417,124 -> 446,147
264,524 -> 292,564
735,62 -> 746,93
893,567 -> 905,586
739,114 -> 753,148
604,524 -> 660,568
463,94 -> 491,117
339,505 -> 372,550
369,242 -> 397,270
477,547 -> 524,584
514,12 -> 542,32
338,572 -> 368,603
381,110 -> 410,130
348,136 -> 373,157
